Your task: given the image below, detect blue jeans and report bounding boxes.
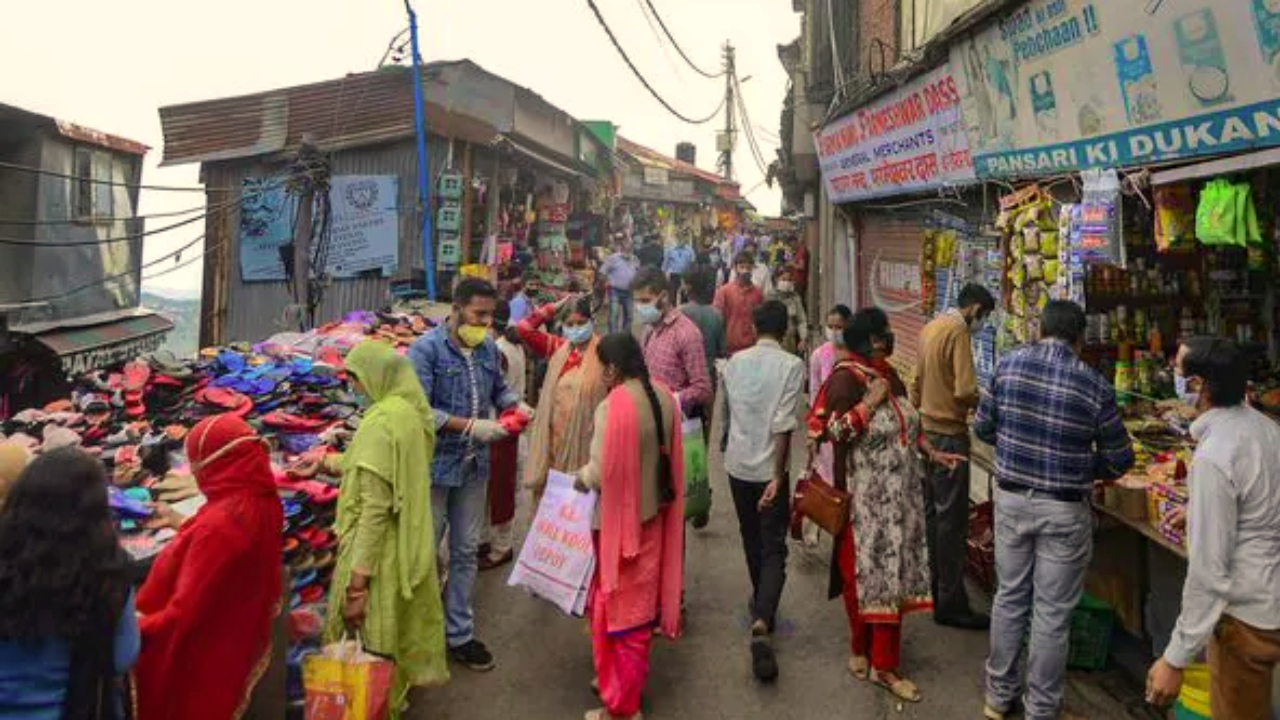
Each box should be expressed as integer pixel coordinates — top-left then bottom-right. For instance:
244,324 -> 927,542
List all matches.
433,460 -> 488,649
985,488 -> 1093,719
608,287 -> 633,334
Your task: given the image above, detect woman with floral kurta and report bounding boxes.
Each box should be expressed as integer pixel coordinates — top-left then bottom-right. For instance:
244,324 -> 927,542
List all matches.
807,308 -> 962,704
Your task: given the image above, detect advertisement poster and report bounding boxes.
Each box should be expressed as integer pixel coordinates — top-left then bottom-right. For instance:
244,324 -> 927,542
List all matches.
952,0 -> 1280,177
815,63 -> 976,202
238,175 -> 399,282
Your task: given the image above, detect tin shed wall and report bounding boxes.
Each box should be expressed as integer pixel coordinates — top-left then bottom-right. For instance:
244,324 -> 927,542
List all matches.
201,135 -> 451,346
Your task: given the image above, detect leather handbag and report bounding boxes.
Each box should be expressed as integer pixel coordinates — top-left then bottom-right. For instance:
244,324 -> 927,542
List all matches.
792,464 -> 852,537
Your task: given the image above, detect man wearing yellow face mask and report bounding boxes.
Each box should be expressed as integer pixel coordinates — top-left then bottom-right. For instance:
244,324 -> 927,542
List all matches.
409,277 -> 523,673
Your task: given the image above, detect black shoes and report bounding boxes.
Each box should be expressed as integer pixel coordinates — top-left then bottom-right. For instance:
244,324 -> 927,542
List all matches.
935,611 -> 991,630
450,639 -> 496,672
751,638 -> 779,683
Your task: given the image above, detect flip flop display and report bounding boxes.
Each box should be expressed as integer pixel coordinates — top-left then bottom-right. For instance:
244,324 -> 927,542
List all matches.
0,304 -> 443,711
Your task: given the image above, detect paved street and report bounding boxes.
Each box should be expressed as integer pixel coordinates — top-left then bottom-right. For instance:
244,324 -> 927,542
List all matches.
410,416 -> 1154,719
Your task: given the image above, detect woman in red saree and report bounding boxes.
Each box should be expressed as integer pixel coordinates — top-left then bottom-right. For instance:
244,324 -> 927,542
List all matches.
806,308 -> 961,704
135,413 -> 284,720
575,333 -> 684,720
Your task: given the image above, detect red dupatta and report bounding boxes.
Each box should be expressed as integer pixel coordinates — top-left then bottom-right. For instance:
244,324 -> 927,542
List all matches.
135,414 -> 284,720
597,382 -> 685,638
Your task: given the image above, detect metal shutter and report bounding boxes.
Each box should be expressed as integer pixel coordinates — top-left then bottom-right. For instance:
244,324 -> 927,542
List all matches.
856,209 -> 930,369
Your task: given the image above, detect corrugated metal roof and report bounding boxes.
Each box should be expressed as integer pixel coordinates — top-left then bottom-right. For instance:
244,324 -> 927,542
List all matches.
0,102 -> 149,156
616,136 -> 737,191
158,63 -> 500,167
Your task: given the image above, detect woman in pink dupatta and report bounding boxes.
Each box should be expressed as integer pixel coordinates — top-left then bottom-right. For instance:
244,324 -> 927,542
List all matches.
575,333 -> 684,720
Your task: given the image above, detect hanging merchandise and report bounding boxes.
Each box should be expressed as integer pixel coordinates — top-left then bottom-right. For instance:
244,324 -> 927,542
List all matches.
1154,185 -> 1197,253
1078,169 -> 1123,266
1196,178 -> 1239,246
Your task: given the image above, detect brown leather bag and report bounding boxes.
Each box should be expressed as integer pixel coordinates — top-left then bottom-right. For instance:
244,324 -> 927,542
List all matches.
792,462 -> 852,536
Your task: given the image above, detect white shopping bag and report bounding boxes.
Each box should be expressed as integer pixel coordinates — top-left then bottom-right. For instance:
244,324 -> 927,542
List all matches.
508,470 -> 597,616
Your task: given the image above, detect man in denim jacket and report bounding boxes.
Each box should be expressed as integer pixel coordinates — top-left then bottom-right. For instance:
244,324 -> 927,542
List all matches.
409,278 -> 521,672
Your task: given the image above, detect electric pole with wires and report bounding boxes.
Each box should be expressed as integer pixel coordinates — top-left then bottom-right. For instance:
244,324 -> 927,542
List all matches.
718,41 -> 736,182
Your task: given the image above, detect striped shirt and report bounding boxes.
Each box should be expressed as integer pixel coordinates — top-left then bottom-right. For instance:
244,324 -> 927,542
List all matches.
974,340 -> 1133,492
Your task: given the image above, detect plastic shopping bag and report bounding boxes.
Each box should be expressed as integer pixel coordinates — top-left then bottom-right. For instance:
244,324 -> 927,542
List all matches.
508,470 -> 597,616
682,418 -> 710,522
1196,179 -> 1239,246
303,637 -> 395,720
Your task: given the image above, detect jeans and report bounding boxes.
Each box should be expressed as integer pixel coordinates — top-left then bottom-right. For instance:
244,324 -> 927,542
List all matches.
432,460 -> 489,649
729,476 -> 790,629
986,488 -> 1092,719
923,431 -> 973,619
608,287 -> 633,334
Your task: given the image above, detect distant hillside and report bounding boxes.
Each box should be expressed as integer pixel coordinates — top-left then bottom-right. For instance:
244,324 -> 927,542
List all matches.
142,291 -> 200,359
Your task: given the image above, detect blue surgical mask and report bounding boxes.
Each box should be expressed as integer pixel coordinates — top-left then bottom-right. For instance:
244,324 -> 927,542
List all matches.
635,303 -> 661,325
1175,375 -> 1199,407
563,322 -> 594,346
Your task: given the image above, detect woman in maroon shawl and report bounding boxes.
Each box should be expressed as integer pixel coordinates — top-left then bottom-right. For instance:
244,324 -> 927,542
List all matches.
134,413 -> 284,720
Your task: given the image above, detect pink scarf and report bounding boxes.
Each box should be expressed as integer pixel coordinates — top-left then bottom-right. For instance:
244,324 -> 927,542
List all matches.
598,384 -> 685,638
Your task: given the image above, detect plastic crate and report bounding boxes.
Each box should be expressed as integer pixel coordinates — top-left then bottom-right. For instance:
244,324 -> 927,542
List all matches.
1067,593 -> 1114,670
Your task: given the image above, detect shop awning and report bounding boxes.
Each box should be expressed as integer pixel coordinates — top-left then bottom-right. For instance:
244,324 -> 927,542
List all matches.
26,311 -> 174,375
492,135 -> 586,179
1151,148 -> 1280,186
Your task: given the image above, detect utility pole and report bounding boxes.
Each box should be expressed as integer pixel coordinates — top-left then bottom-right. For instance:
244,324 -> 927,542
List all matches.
406,0 -> 437,301
719,41 -> 736,182
291,135 -> 317,331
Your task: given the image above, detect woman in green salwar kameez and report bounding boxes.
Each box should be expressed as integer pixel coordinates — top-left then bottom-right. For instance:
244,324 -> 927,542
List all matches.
325,340 -> 449,712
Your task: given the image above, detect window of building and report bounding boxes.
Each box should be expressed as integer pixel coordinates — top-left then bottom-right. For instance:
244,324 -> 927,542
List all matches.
73,148 -> 114,222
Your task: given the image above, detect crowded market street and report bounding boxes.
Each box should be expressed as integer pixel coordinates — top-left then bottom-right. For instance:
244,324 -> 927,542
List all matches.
412,424 -> 1151,720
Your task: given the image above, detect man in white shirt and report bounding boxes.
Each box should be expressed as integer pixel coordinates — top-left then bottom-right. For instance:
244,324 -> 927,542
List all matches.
1147,338 -> 1280,719
720,300 -> 805,684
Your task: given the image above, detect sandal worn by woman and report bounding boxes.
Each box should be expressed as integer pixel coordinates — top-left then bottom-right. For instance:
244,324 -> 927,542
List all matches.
584,709 -> 642,720
847,655 -> 869,680
870,669 -> 921,703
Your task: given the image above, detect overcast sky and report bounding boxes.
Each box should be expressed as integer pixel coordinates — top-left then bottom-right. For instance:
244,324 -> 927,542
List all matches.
1,0 -> 797,294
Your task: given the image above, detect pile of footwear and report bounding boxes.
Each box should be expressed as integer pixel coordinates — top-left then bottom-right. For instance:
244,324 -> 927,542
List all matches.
1,306 -> 444,715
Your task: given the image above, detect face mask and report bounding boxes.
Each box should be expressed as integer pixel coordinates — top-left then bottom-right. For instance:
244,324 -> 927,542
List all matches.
635,302 -> 661,325
825,328 -> 844,346
737,272 -> 752,284
457,323 -> 488,348
777,281 -> 795,294
969,314 -> 989,335
1175,375 -> 1200,407
563,323 -> 594,346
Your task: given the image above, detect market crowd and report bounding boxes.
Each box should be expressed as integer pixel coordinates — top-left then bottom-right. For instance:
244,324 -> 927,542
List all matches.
1,224 -> 1279,720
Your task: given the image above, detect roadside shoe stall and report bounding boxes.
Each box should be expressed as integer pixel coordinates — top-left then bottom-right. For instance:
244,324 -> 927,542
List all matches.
0,307 -> 450,716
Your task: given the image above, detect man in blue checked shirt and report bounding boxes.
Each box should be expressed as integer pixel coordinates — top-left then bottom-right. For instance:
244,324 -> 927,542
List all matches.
409,277 -> 522,673
974,300 -> 1134,720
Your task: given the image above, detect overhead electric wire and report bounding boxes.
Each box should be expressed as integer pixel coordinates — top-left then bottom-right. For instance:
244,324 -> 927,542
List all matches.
23,234 -> 216,304
0,160 -> 221,193
0,189 -> 253,247
732,72 -> 772,176
635,0 -> 689,89
640,0 -> 725,79
584,0 -> 725,125
0,201 -> 208,226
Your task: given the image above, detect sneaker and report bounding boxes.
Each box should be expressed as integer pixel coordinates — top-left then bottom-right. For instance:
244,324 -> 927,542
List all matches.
751,637 -> 778,683
449,639 -> 496,672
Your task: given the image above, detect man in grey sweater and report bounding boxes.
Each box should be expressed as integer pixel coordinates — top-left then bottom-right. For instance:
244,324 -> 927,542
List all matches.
1147,338 -> 1280,719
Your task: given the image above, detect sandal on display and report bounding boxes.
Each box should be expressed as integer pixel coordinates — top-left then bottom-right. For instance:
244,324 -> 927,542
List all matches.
584,710 -> 642,720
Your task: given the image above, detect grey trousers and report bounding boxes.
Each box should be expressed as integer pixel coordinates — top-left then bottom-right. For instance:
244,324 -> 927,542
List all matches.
923,431 -> 973,619
985,488 -> 1092,720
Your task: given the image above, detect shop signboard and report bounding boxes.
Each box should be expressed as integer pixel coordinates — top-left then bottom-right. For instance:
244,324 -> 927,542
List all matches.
952,0 -> 1280,178
239,175 -> 399,281
814,63 -> 976,203
62,332 -> 167,376
644,167 -> 670,186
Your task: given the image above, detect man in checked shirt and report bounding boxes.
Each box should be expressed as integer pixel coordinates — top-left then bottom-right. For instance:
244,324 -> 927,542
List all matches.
631,267 -> 712,420
975,300 -> 1134,720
